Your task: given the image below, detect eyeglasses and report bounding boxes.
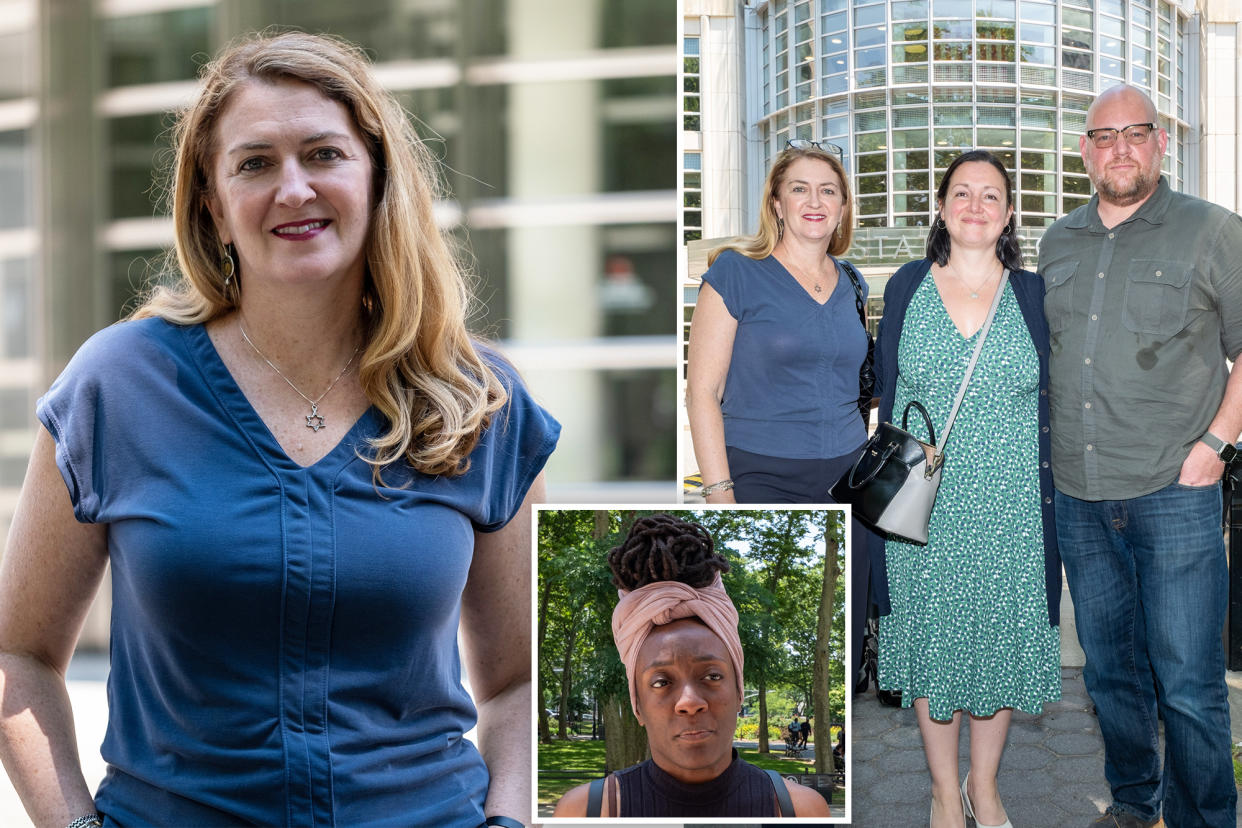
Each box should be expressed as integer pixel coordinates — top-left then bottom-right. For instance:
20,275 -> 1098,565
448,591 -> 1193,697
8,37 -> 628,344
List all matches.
1084,122 -> 1157,149
786,138 -> 844,156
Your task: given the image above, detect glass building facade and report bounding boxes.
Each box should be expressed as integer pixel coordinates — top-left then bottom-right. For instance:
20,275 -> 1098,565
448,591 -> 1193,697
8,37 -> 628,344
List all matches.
0,0 -> 679,551
750,0 -> 1190,234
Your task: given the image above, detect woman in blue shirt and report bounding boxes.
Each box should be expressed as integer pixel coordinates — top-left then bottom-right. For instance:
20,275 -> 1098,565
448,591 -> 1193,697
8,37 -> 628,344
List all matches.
687,142 -> 870,504
0,32 -> 557,828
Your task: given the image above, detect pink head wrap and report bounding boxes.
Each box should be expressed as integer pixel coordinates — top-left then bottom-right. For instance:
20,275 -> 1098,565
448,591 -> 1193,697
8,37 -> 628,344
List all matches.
611,573 -> 744,718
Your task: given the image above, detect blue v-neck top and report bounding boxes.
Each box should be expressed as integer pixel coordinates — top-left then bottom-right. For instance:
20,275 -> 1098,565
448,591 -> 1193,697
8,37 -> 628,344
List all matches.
37,318 -> 559,827
702,249 -> 869,459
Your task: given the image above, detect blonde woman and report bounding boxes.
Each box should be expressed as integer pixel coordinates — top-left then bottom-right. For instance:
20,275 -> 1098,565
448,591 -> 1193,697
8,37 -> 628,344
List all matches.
688,142 -> 867,506
0,32 -> 557,828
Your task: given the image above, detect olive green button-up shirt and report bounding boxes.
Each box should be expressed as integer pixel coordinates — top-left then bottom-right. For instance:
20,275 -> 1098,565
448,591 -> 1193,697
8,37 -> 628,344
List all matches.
1038,178 -> 1242,501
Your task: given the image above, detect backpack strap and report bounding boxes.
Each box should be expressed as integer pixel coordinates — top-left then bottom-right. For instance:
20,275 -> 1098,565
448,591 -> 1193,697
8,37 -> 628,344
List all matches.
606,772 -> 619,816
764,768 -> 795,817
586,776 -> 605,818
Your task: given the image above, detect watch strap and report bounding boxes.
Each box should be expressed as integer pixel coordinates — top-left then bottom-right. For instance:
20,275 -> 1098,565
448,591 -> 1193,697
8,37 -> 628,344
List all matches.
485,817 -> 525,828
1200,432 -> 1238,462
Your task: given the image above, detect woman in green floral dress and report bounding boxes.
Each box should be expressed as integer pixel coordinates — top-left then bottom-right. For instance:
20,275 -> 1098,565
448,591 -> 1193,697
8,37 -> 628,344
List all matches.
872,151 -> 1062,828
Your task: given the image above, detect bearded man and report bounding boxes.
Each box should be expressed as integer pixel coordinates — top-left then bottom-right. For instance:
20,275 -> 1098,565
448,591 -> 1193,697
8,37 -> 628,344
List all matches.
1038,84 -> 1242,828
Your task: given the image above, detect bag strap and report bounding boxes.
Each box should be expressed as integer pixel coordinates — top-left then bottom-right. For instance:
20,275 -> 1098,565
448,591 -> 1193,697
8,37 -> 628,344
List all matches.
586,775 -> 605,818
764,768 -> 795,817
840,259 -> 868,329
936,269 -> 1009,459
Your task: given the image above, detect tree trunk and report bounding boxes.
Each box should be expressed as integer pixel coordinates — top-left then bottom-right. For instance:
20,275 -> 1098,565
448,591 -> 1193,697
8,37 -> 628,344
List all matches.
757,675 -> 769,754
601,694 -> 648,772
537,575 -> 553,743
557,614 -> 579,739
813,526 -> 840,773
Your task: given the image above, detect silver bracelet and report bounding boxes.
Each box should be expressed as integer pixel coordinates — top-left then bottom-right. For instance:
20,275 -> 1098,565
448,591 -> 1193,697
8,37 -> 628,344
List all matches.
66,815 -> 103,828
699,478 -> 734,497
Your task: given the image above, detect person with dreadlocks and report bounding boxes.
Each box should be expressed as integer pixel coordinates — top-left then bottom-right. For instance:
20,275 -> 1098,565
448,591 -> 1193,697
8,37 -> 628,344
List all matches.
553,514 -> 830,818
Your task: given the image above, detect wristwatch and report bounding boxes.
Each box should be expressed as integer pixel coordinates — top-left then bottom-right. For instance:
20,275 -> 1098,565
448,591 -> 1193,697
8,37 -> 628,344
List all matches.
1199,432 -> 1239,464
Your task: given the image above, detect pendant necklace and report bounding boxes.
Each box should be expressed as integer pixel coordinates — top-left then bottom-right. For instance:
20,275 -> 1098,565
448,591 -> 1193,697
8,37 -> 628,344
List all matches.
238,320 -> 360,433
779,247 -> 828,294
945,261 -> 1000,300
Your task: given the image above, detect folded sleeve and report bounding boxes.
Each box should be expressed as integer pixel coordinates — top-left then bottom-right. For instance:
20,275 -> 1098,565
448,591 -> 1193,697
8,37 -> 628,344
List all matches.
700,250 -> 745,319
35,322 -> 152,524
467,348 -> 561,532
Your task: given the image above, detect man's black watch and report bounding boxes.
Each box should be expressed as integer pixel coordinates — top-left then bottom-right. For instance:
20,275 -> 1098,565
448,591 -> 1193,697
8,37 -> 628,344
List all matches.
1199,432 -> 1239,464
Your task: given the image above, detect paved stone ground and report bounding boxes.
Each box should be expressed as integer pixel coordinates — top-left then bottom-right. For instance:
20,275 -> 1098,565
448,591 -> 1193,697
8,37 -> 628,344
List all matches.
850,666 -> 1242,828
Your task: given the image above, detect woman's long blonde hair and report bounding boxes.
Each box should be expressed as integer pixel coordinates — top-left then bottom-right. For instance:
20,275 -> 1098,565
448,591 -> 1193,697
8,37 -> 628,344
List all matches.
131,30 -> 506,479
707,145 -> 854,265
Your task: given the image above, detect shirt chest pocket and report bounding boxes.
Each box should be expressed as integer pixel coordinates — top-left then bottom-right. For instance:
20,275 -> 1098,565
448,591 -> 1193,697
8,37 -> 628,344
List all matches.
1041,260 -> 1077,333
1121,259 -> 1192,337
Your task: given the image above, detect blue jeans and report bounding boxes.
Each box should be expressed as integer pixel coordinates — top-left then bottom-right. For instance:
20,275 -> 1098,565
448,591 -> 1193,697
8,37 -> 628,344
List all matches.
1056,482 -> 1236,828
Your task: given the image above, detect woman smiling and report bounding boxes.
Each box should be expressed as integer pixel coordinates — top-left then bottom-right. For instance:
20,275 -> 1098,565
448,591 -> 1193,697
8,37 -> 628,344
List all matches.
687,142 -> 869,505
871,150 -> 1061,828
0,31 -> 557,828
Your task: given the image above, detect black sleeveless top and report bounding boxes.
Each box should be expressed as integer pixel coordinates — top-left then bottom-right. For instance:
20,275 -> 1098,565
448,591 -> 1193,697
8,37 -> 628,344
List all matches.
612,750 -> 779,817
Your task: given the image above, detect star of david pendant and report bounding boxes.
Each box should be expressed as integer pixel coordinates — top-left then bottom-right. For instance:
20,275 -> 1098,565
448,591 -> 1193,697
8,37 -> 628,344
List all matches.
305,402 -> 326,432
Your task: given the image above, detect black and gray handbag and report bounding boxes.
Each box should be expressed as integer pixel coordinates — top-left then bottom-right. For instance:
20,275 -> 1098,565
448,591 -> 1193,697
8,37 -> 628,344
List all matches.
830,269 -> 1009,544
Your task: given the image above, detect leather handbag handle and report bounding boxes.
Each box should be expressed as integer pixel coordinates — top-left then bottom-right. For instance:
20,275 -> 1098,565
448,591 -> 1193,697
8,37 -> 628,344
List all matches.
846,441 -> 899,488
901,400 -> 936,446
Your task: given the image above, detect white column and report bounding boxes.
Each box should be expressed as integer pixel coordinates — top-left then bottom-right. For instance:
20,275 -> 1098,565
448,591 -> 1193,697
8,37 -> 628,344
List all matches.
698,8 -> 746,239
505,0 -> 603,484
1199,5 -> 1242,211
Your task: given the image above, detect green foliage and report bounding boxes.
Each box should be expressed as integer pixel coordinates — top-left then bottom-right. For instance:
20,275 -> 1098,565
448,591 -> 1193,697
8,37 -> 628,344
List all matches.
734,714 -> 782,743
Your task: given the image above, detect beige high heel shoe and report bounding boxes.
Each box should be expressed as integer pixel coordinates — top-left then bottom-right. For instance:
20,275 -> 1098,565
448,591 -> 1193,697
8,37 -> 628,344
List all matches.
961,771 -> 1013,828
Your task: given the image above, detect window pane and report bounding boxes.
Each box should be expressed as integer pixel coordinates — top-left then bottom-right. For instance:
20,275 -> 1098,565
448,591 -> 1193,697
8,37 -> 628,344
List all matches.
104,7 -> 212,87
858,194 -> 888,214
856,47 -> 886,68
892,1 -> 929,21
109,115 -> 168,220
858,153 -> 887,173
0,131 -> 32,228
893,150 -> 929,170
893,171 -> 929,190
0,32 -> 32,100
857,174 -> 887,194
856,25 -> 885,47
1020,1 -> 1055,23
934,0 -> 973,17
854,4 -> 885,26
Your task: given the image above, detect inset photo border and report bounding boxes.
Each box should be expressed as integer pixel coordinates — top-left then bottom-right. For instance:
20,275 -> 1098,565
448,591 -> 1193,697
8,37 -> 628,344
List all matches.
533,505 -> 851,825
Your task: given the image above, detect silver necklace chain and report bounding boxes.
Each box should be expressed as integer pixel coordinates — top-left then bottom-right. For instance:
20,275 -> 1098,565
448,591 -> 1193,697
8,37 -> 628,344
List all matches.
238,320 -> 360,433
944,260 -> 1002,300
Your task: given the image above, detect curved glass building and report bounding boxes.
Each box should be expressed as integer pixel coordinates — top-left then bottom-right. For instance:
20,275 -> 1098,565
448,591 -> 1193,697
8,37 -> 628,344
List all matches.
749,0 -> 1190,233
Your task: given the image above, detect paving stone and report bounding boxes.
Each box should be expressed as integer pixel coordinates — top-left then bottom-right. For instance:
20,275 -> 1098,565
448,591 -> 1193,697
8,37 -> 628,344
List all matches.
1000,743 -> 1053,771
1005,719 -> 1049,744
1041,710 -> 1100,731
1046,730 -> 1107,757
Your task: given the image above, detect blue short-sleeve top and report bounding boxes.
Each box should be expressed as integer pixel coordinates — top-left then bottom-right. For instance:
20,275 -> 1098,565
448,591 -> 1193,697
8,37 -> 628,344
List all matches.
701,249 -> 869,459
36,318 -> 560,827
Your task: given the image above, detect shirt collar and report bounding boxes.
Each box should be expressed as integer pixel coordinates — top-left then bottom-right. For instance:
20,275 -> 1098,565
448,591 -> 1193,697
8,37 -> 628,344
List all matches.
1070,176 -> 1172,232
